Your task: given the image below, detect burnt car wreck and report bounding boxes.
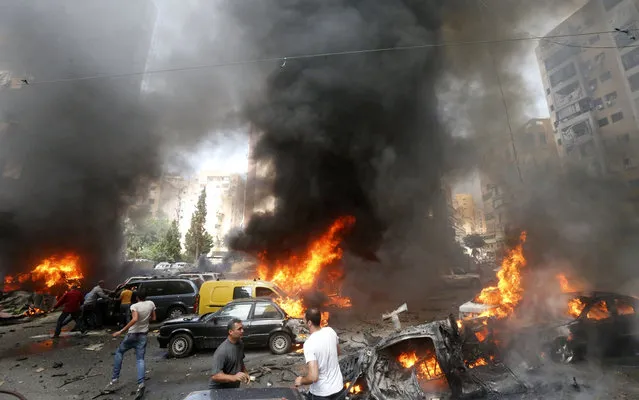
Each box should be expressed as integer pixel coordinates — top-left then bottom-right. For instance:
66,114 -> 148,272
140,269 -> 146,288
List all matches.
339,315 -> 594,400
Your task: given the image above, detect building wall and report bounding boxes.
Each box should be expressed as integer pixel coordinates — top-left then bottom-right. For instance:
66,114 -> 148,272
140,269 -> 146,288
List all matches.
536,0 -> 639,189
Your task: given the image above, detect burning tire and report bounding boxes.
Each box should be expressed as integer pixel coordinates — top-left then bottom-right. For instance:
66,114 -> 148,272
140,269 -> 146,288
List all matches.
169,333 -> 194,358
269,332 -> 292,355
167,306 -> 186,320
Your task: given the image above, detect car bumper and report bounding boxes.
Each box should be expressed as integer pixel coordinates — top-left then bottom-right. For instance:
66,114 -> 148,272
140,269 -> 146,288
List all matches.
158,335 -> 170,348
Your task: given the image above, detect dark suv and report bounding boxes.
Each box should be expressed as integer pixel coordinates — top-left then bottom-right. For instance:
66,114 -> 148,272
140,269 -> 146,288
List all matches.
111,278 -> 199,321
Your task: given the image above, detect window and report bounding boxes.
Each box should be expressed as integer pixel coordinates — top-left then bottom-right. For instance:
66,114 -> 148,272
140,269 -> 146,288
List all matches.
255,287 -> 277,298
622,47 -> 639,71
140,281 -> 166,297
218,303 -> 252,320
630,72 -> 639,91
615,23 -> 638,47
615,298 -> 636,315
550,63 -> 577,87
539,133 -> 547,144
600,71 -> 612,82
586,300 -> 610,320
233,286 -> 252,299
591,98 -> 604,110
598,117 -> 609,127
550,105 -> 555,112
604,92 -> 617,107
253,303 -> 281,319
544,47 -> 580,71
603,0 -> 623,11
619,133 -> 630,143
611,111 -> 624,123
166,281 -> 194,295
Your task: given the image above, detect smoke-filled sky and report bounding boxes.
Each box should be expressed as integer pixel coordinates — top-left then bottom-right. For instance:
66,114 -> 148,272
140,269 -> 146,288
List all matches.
3,0 -> 626,295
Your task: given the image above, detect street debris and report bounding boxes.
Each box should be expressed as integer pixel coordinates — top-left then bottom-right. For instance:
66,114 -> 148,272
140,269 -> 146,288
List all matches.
83,343 -> 104,352
382,303 -> 407,330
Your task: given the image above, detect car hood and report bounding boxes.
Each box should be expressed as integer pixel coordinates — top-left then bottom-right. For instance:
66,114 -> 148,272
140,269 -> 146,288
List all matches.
162,314 -> 202,325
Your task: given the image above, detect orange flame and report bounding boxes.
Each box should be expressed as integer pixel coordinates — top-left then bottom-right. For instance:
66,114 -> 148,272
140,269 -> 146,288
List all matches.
257,217 -> 354,318
567,297 -> 586,318
397,351 -> 443,380
467,358 -> 488,368
586,300 -> 609,320
345,382 -> 362,394
24,305 -> 46,317
475,232 -> 527,318
4,254 -> 83,292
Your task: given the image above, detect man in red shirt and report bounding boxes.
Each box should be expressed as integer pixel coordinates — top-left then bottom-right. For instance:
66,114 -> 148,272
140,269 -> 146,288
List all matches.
52,284 -> 84,338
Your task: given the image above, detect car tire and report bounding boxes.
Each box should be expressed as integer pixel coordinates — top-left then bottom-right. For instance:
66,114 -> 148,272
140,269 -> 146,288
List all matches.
167,306 -> 186,320
269,332 -> 292,355
168,333 -> 194,358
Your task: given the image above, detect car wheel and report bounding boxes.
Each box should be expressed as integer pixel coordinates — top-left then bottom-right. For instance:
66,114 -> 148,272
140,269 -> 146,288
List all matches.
269,332 -> 292,355
167,306 -> 186,320
551,338 -> 575,364
169,333 -> 194,358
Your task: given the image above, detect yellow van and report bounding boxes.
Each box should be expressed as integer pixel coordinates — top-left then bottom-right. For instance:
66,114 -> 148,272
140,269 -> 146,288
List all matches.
197,279 -> 287,314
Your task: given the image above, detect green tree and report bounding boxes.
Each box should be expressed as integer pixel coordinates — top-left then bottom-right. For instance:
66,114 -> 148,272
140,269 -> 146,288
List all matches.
124,217 -> 171,260
159,220 -> 182,262
184,188 -> 213,261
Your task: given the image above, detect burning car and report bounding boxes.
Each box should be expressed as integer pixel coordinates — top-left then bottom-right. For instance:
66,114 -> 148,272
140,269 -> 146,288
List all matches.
339,315 -> 594,399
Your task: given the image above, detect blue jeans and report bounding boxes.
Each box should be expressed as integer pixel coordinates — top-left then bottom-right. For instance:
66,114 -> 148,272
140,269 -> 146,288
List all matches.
112,333 -> 147,385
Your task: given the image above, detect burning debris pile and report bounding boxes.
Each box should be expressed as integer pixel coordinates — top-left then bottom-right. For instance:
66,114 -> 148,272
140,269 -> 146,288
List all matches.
1,254 -> 82,319
256,216 -> 354,322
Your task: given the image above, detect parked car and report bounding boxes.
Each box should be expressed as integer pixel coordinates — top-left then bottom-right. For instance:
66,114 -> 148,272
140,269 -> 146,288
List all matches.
178,272 -> 223,282
109,278 -> 199,321
154,262 -> 172,270
197,279 -> 286,314
158,298 -> 304,357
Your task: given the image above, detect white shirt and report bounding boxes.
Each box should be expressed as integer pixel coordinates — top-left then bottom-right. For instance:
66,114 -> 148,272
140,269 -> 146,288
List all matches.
303,327 -> 343,396
128,300 -> 156,333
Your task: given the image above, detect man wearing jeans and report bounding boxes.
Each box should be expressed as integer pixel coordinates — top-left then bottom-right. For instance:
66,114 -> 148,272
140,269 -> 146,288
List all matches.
103,290 -> 156,398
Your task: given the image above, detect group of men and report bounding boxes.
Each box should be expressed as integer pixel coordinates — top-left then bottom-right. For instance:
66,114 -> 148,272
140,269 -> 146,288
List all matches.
209,307 -> 345,400
51,280 -> 138,337
53,282 -> 344,399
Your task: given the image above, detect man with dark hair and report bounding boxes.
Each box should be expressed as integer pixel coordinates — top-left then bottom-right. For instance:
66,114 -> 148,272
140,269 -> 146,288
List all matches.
295,308 -> 344,399
209,318 -> 249,389
103,290 -> 156,398
51,283 -> 83,338
80,280 -> 111,332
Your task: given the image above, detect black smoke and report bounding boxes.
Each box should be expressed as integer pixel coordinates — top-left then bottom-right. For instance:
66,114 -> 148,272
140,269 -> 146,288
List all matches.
0,1 -> 160,278
229,0 -> 450,263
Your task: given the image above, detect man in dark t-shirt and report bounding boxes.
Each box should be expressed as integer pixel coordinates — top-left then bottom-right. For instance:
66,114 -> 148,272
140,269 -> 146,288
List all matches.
209,318 -> 249,389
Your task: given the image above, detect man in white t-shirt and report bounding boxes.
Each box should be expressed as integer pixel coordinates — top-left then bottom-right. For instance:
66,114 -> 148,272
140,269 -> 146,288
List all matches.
103,290 -> 156,398
295,308 -> 344,399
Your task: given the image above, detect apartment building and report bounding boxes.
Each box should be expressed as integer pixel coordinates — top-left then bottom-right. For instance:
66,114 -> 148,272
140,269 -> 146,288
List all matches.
480,118 -> 560,239
536,0 -> 639,195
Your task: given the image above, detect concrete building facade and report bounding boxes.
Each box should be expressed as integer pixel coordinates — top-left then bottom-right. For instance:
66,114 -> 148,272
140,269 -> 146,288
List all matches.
536,0 -> 639,199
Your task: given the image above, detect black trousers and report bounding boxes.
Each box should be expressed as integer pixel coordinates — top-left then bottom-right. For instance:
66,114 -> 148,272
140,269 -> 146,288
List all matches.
54,311 -> 80,336
303,389 -> 346,400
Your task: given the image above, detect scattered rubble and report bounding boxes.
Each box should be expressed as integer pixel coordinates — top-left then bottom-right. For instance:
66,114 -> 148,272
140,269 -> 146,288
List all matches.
0,291 -> 54,319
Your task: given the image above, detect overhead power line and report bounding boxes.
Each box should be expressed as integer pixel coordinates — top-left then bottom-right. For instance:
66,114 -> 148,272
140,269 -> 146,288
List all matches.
15,28 -> 639,86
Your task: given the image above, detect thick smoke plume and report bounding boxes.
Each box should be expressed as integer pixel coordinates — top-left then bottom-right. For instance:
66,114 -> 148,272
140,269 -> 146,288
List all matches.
0,2 -> 161,279
229,0 -> 448,264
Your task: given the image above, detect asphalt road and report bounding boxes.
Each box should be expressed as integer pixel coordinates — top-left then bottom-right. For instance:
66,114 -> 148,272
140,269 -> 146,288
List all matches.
3,286 -> 639,399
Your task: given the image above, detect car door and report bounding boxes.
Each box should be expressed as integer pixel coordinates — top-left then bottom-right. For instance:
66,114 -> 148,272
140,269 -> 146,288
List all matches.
609,296 -> 639,352
204,302 -> 254,348
244,301 -> 284,347
580,297 -> 616,357
141,281 -> 171,320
